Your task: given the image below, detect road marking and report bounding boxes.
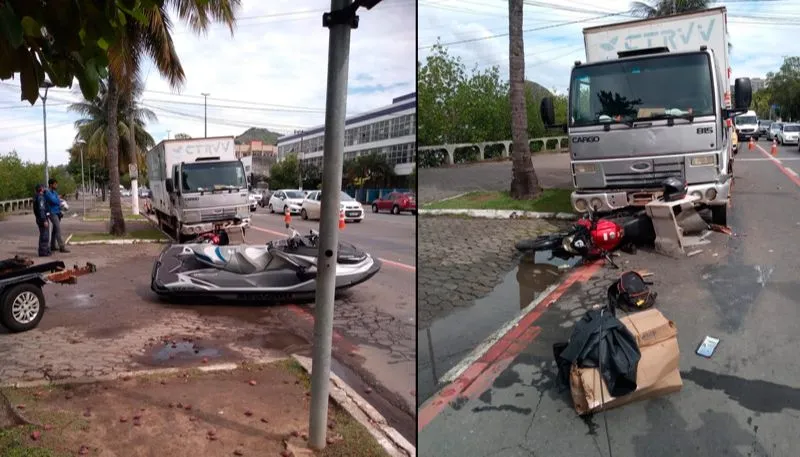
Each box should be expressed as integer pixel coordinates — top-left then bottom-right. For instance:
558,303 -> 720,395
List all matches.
755,144 -> 800,188
736,157 -> 800,161
417,260 -> 603,433
249,225 -> 416,272
788,168 -> 799,178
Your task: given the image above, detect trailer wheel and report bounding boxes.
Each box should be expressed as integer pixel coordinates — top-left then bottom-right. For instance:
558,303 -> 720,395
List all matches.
1,283 -> 45,333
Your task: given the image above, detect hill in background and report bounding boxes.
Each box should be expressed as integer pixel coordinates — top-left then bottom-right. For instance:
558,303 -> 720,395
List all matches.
235,127 -> 283,145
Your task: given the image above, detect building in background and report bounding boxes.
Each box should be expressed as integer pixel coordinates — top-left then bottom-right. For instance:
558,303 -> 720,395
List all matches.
276,93 -> 416,176
237,140 -> 276,181
750,78 -> 766,93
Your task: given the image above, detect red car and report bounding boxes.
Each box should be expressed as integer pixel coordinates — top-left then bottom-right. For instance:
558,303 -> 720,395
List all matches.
372,192 -> 416,215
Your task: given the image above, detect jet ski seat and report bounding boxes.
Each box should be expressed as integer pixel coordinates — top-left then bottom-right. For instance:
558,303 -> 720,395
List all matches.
188,245 -> 272,274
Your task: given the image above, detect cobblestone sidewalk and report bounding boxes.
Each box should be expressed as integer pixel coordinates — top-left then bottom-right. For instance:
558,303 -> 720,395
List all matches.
418,216 -> 569,329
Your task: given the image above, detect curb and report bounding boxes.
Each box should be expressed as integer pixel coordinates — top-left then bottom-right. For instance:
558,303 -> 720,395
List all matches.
68,238 -> 168,245
419,208 -> 578,220
292,354 -> 415,457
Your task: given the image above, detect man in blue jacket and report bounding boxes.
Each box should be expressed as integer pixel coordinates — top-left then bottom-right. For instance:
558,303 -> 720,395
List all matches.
44,178 -> 70,253
33,184 -> 51,256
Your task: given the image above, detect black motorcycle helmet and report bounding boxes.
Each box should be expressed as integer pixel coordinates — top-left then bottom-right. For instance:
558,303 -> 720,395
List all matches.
663,177 -> 687,202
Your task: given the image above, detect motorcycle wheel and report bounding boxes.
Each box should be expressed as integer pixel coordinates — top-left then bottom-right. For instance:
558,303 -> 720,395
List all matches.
515,234 -> 565,252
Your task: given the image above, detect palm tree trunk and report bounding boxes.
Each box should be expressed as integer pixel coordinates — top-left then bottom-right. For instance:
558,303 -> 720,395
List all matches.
508,0 -> 542,199
106,76 -> 126,235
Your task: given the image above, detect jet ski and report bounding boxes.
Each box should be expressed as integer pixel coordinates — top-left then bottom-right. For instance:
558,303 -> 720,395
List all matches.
150,227 -> 381,301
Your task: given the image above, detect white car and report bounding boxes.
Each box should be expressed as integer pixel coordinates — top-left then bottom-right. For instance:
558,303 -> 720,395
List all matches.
300,190 -> 364,222
247,193 -> 260,211
268,189 -> 305,215
778,123 -> 799,145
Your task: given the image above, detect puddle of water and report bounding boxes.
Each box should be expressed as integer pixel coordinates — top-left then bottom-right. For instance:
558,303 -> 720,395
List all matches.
150,340 -> 222,363
417,251 -> 579,406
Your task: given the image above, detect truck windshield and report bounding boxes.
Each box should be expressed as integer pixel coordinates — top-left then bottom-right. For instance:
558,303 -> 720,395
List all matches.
181,161 -> 246,192
735,115 -> 757,125
569,53 -> 714,127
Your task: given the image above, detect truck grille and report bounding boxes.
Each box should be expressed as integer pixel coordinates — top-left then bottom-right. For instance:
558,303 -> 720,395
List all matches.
605,160 -> 684,188
199,207 -> 238,222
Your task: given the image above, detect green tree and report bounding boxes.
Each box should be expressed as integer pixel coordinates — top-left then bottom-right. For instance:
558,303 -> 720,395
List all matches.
269,154 -> 301,190
0,151 -> 75,200
174,133 -> 192,139
343,153 -> 395,189
765,57 -> 800,121
100,0 -> 240,235
69,77 -> 157,178
630,0 -> 710,17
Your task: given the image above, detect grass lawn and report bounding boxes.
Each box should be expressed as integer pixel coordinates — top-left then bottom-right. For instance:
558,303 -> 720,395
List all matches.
425,189 -> 574,213
82,213 -> 145,222
70,227 -> 166,242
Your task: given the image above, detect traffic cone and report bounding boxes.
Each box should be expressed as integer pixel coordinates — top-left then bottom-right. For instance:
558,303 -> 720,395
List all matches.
338,209 -> 346,230
284,206 -> 291,228
771,139 -> 778,156
748,137 -> 754,151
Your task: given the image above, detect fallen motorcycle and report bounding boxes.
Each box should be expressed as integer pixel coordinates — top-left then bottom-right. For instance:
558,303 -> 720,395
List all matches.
515,208 -> 656,268
151,225 -> 381,302
0,256 -> 97,332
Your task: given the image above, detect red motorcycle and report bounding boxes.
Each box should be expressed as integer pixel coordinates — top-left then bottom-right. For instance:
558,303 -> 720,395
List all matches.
195,229 -> 230,245
515,208 -> 655,268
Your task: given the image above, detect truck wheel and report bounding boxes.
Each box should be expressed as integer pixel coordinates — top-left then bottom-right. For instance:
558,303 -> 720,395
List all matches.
1,283 -> 45,333
269,204 -> 274,214
711,205 -> 727,226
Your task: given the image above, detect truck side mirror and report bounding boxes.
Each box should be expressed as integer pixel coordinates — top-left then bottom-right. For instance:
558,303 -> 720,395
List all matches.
165,179 -> 174,193
734,78 -> 752,110
540,97 -> 556,126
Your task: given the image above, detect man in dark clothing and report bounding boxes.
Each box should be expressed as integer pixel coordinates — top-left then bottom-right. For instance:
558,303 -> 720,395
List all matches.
44,178 -> 70,253
34,184 -> 51,256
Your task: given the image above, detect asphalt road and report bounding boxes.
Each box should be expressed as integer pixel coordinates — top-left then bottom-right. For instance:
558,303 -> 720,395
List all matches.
419,140 -> 800,456
418,153 -> 573,203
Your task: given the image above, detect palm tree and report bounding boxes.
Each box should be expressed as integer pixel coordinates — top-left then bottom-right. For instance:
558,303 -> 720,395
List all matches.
103,0 -> 241,235
629,0 -> 709,18
508,0 -> 541,199
68,77 -> 157,181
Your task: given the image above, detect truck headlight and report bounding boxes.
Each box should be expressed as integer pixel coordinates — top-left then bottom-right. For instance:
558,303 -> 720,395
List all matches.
690,155 -> 715,167
574,163 -> 597,174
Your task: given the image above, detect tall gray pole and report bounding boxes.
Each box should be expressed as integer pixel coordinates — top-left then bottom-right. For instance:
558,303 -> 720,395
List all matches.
80,143 -> 86,219
42,85 -> 50,184
201,93 -> 210,138
309,0 -> 354,449
298,130 -> 305,189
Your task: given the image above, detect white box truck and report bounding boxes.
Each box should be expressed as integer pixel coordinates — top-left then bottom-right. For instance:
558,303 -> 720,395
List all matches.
146,136 -> 251,242
540,7 -> 751,225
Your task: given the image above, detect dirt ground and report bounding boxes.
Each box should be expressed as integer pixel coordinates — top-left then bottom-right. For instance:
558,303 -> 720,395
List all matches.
0,360 -> 388,457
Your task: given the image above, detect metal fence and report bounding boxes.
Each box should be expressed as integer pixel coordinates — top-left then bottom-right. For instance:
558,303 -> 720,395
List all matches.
343,188 -> 413,204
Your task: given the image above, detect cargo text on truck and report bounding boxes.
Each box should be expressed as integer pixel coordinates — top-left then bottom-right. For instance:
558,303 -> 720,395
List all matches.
146,136 -> 252,243
539,6 -> 752,226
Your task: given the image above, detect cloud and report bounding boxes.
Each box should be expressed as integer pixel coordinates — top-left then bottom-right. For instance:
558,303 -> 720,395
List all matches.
419,0 -> 799,90
0,0 -> 415,166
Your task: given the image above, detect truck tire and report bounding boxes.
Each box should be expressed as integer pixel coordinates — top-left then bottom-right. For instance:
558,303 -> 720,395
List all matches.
711,205 -> 727,226
1,283 -> 45,333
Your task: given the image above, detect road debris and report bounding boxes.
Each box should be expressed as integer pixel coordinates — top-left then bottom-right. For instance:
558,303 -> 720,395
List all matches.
696,336 -> 720,358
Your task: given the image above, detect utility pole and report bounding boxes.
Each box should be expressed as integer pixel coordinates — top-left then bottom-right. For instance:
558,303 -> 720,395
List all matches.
40,80 -> 54,184
166,129 -> 171,140
201,93 -> 210,138
295,129 -> 305,189
309,0 -> 381,450
79,141 -> 86,219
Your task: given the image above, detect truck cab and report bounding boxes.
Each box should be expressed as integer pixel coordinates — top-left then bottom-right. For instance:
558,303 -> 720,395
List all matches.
539,7 -> 751,225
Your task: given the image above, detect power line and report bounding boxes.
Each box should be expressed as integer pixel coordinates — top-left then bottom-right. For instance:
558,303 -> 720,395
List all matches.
142,98 -> 326,114
141,103 -> 309,131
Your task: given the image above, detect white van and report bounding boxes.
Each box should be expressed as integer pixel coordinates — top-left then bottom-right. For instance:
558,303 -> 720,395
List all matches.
734,110 -> 759,141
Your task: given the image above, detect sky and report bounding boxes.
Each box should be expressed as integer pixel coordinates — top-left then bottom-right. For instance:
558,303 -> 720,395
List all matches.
419,0 -> 800,93
0,0 -> 416,166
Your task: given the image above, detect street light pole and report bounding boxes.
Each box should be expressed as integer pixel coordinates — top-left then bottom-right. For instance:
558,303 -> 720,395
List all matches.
309,0 -> 381,449
166,129 -> 171,140
295,129 -> 305,189
201,93 -> 210,138
79,141 -> 86,219
40,81 -> 54,184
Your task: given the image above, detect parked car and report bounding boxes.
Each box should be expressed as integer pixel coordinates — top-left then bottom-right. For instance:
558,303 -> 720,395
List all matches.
372,192 -> 416,215
732,128 -> 738,154
778,123 -> 800,145
138,187 -> 150,198
300,191 -> 364,222
248,192 -> 262,211
767,122 -> 783,141
267,189 -> 305,215
758,120 -> 773,138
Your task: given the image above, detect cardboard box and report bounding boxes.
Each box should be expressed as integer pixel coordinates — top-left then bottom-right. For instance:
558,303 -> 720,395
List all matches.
570,309 -> 683,415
